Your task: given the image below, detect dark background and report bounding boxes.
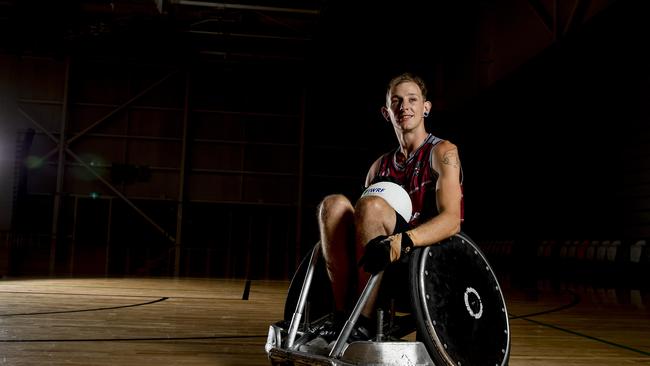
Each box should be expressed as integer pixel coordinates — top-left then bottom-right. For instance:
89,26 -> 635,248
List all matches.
0,0 -> 648,279
311,0 -> 648,241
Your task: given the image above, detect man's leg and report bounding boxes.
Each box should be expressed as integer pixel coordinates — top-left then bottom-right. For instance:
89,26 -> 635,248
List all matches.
318,194 -> 355,313
353,195 -> 397,319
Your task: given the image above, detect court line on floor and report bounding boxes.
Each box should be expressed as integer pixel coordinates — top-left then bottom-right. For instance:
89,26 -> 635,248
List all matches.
508,290 -> 649,357
0,297 -> 168,317
519,316 -> 650,357
0,335 -> 268,342
0,290 -> 166,298
508,290 -> 581,319
0,290 -> 247,300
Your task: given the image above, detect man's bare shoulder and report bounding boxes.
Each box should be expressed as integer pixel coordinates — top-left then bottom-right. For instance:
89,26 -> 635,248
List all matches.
434,140 -> 458,153
432,140 -> 460,169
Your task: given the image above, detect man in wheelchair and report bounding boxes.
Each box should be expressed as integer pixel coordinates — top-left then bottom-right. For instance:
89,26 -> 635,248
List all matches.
315,72 -> 463,345
268,72 -> 509,366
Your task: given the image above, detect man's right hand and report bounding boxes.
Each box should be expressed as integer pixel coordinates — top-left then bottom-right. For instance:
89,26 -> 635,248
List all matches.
358,235 -> 392,274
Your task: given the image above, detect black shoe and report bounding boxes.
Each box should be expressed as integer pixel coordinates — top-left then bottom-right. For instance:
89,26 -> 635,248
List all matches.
314,312 -> 345,343
347,322 -> 374,342
316,313 -> 380,344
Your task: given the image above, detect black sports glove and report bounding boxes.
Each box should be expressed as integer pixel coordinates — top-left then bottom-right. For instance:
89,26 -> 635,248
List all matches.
358,235 -> 392,274
358,232 -> 416,274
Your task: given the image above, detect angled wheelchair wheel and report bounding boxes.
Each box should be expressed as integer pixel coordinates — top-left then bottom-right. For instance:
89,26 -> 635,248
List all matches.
283,242 -> 334,323
409,232 -> 511,366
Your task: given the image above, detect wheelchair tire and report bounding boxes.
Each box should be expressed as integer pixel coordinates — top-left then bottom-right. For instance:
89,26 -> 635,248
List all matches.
283,242 -> 334,323
408,232 -> 511,366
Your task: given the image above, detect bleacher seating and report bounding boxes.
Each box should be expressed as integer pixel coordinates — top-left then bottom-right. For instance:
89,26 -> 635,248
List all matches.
596,240 -> 610,262
559,240 -> 571,260
607,240 -> 621,263
543,240 -> 556,258
630,240 -> 646,264
585,240 -> 599,261
567,240 -> 579,259
576,240 -> 590,260
478,236 -> 649,297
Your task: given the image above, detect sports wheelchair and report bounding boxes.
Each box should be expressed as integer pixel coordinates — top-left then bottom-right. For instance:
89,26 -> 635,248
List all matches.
266,232 -> 510,366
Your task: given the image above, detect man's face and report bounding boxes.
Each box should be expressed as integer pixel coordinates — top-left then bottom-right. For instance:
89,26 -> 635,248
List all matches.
385,81 -> 427,131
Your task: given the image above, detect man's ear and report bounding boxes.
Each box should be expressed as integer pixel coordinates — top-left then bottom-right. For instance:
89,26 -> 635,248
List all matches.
381,106 -> 390,121
424,100 -> 432,116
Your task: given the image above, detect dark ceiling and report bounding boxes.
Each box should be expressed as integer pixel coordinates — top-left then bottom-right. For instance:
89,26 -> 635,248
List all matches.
0,0 -> 325,62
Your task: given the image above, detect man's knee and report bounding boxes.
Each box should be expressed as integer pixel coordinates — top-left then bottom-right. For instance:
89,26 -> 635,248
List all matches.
354,196 -> 396,234
354,196 -> 392,219
318,194 -> 354,223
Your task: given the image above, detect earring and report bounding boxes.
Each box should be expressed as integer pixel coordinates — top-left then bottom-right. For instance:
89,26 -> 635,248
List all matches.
423,111 -> 429,117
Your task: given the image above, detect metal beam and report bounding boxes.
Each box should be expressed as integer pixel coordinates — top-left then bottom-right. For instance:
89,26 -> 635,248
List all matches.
198,50 -> 304,62
16,107 -> 59,144
564,0 -> 591,35
69,196 -> 79,275
174,0 -> 320,15
105,197 -> 113,276
17,66 -> 177,247
49,56 -> 71,275
185,30 -> 311,42
68,71 -> 177,146
39,71 -> 178,162
526,0 -> 554,35
294,89 -> 305,269
174,70 -> 191,277
65,148 -> 175,243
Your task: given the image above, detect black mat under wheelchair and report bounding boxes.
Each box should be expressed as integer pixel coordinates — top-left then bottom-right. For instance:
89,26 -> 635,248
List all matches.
265,232 -> 511,366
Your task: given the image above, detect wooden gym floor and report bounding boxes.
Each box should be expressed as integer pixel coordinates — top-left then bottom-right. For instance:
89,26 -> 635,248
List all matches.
0,277 -> 648,365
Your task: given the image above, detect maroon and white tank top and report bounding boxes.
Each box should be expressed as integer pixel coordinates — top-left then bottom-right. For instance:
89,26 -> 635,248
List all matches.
371,134 -> 463,226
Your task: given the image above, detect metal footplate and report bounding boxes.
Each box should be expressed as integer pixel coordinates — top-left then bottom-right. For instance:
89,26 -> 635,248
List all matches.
266,320 -> 435,366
